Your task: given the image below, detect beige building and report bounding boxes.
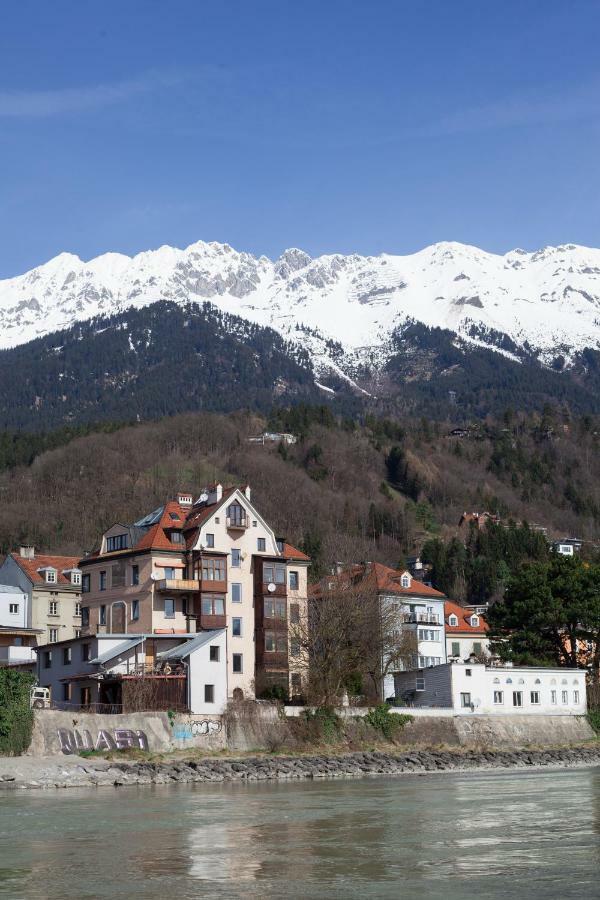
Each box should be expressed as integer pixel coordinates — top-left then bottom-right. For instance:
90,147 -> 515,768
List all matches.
79,484 -> 309,700
0,547 -> 82,645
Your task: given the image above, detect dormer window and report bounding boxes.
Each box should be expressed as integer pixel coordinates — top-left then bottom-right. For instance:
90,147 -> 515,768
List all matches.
449,614 -> 458,627
400,573 -> 411,588
470,615 -> 479,627
71,572 -> 81,586
107,534 -> 128,552
45,569 -> 57,584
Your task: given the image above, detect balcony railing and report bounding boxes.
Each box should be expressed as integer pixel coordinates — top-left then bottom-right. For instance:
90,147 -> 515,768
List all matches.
402,613 -> 440,625
263,582 -> 287,598
156,578 -> 201,592
0,646 -> 36,663
226,516 -> 248,530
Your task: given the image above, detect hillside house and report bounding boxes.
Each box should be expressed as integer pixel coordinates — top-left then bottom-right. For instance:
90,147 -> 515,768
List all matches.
445,600 -> 490,661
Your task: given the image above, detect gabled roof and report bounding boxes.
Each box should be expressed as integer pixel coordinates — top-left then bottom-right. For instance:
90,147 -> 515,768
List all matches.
312,562 -> 445,599
281,542 -> 310,562
10,553 -> 81,586
445,600 -> 489,634
159,629 -> 226,660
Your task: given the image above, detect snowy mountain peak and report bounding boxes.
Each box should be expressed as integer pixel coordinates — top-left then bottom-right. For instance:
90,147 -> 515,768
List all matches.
1,239 -> 600,377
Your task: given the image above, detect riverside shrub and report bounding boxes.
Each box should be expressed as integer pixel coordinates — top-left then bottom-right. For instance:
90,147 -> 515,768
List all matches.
365,704 -> 413,740
0,669 -> 35,755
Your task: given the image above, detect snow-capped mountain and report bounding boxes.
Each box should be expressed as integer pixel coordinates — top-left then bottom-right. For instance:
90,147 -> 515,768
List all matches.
2,239 -> 600,376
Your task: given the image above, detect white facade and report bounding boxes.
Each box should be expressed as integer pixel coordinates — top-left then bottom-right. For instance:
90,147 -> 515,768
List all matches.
446,634 -> 490,660
0,584 -> 29,628
382,589 -> 447,699
394,662 -> 587,715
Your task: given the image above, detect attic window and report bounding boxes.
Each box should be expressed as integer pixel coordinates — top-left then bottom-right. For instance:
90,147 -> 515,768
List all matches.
45,570 -> 57,584
470,615 -> 479,627
169,513 -> 180,521
449,614 -> 458,627
71,572 -> 81,586
107,534 -> 128,552
400,573 -> 411,588
170,531 -> 183,544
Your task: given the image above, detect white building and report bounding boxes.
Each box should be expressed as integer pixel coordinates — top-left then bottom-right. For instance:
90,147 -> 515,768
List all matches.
36,630 -> 228,715
445,600 -> 490,660
394,661 -> 587,715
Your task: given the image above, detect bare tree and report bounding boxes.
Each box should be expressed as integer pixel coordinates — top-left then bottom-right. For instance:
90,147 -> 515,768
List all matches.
290,577 -> 417,705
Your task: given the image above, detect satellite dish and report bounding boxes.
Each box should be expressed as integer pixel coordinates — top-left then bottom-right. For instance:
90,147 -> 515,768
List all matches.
267,582 -> 276,593
150,572 -> 161,581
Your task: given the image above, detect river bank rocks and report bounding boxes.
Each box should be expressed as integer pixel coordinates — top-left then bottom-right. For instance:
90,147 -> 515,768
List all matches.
2,745 -> 600,790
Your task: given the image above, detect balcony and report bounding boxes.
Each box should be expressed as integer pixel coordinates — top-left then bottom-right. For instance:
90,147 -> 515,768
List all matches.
199,613 -> 226,630
402,613 -> 440,625
226,515 -> 248,530
0,646 -> 36,664
156,579 -> 201,593
263,582 -> 287,598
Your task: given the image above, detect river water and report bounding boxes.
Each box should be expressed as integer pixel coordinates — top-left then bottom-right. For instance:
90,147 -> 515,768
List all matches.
1,768 -> 599,899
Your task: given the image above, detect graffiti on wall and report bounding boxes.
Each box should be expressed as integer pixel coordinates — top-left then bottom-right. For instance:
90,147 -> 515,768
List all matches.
57,727 -> 149,754
172,719 -> 222,742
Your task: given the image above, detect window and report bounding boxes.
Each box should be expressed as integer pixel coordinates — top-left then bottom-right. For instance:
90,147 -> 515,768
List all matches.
80,687 -> 91,706
107,534 -> 128,552
164,567 -> 176,580
465,668 -> 472,677
530,691 -> 540,705
494,691 -> 504,704
205,533 -> 215,548
43,651 -> 52,668
99,605 -> 106,626
264,565 -> 286,584
290,639 -> 300,658
232,618 -> 242,637
231,583 -> 242,603
460,692 -> 472,708
291,672 -> 302,691
62,683 -> 71,702
574,691 -> 580,704
99,571 -> 107,591
448,614 -> 458,627
232,653 -> 243,674
82,643 -> 91,662
201,596 -> 225,616
49,628 -> 59,643
400,573 -> 411,588
45,569 -> 57,584
131,565 -> 139,586
8,603 -> 19,614
290,603 -> 300,624
257,538 -> 266,552
418,656 -> 441,668
62,647 -> 71,665
209,645 -> 220,662
276,539 -> 284,553
418,629 -> 439,641
289,571 -> 299,590
49,601 -> 59,616
252,520 -> 257,527
204,684 -> 215,703
451,642 -> 460,657
264,598 -> 287,619
74,629 -> 82,639
81,606 -> 90,627
82,573 -> 90,593
470,615 -> 479,627
164,598 -> 175,618
170,531 -> 183,544
75,602 -> 81,617
231,549 -> 241,568
14,637 -> 23,646
201,558 -> 226,581
562,690 -> 569,704
551,690 -> 557,705
512,691 -> 523,707
227,502 -> 247,527
473,642 -> 482,655
71,572 -> 81,586
264,631 -> 288,653
415,677 -> 425,691
131,599 -> 140,621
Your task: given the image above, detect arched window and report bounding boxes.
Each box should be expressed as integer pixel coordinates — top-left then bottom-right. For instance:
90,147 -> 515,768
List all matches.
534,678 -> 541,684
493,677 -> 500,684
518,678 -> 524,684
550,678 -> 556,685
226,501 -> 247,527
449,614 -> 458,627
400,573 -> 411,588
506,677 -> 512,684
573,679 -> 579,685
561,678 -> 568,685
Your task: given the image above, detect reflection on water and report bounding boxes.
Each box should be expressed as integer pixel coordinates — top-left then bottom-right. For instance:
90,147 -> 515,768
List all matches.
0,768 -> 599,899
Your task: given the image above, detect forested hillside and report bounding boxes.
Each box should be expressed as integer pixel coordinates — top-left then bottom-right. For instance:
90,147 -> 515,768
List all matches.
1,405 -> 599,605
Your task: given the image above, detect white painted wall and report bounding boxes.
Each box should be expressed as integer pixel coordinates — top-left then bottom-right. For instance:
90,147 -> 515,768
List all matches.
0,585 -> 28,628
446,634 -> 490,659
187,630 -> 228,714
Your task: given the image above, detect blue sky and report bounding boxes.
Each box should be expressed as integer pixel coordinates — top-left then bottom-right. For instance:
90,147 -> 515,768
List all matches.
1,0 -> 600,276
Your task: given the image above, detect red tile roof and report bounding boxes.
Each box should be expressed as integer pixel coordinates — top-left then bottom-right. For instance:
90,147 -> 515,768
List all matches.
311,562 -> 445,598
11,553 -> 81,586
282,542 -> 310,561
445,600 -> 489,634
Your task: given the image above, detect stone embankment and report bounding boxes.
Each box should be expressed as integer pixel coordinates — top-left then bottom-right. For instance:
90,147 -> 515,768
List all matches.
2,745 -> 600,790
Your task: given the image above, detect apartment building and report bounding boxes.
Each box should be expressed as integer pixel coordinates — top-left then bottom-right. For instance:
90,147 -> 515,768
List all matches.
78,483 -> 309,700
0,547 -> 82,646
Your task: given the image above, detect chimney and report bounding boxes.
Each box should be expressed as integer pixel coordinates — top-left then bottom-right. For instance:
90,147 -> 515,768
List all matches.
177,492 -> 193,508
207,483 -> 223,505
19,546 -> 35,560
243,484 -> 251,501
